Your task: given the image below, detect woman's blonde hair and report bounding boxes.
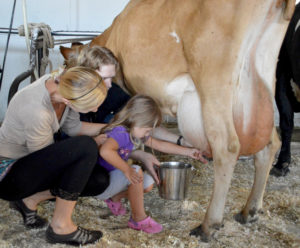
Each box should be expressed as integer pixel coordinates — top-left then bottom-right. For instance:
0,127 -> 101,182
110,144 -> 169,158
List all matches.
58,66 -> 107,112
66,46 -> 119,71
102,94 -> 162,134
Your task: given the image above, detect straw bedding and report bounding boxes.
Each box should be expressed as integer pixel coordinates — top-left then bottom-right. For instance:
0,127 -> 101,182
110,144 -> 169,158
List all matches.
0,144 -> 299,248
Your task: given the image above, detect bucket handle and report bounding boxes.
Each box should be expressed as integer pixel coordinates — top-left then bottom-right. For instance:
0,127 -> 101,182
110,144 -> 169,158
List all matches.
154,164 -> 161,186
153,163 -> 195,185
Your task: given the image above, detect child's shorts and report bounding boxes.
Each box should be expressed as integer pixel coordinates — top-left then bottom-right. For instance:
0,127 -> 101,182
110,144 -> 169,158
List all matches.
96,165 -> 154,200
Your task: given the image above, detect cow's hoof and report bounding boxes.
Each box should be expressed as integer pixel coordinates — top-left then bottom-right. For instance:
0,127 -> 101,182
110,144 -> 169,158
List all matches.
270,163 -> 290,177
258,209 -> 264,215
190,225 -> 210,242
234,211 -> 258,224
234,212 -> 247,224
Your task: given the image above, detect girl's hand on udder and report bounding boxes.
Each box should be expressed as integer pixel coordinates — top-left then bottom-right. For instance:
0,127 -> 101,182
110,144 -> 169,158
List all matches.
187,148 -> 208,164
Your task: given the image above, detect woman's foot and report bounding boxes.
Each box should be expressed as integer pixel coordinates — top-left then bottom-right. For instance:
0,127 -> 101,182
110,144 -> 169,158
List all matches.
46,225 -> 103,246
10,200 -> 48,229
105,198 -> 126,216
128,216 -> 163,233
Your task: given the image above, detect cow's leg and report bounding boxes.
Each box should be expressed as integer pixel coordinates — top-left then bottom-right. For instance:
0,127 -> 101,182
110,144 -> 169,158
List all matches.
190,156 -> 238,241
271,72 -> 293,176
235,127 -> 280,223
189,100 -> 240,241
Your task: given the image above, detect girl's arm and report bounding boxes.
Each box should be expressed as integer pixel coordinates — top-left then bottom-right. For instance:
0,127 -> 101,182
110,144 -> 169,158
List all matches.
145,137 -> 208,163
152,126 -> 192,147
130,150 -> 160,184
100,138 -> 143,184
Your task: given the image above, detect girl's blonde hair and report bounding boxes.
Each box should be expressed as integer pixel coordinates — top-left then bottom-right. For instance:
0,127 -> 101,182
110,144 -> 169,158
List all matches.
58,66 -> 107,112
66,46 -> 119,71
102,94 -> 162,134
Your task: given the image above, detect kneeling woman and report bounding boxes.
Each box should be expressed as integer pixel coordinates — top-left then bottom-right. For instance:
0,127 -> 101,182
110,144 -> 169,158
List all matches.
0,67 -> 109,246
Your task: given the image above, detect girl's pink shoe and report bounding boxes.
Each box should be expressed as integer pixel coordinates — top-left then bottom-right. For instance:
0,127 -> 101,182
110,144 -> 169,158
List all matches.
128,216 -> 163,233
104,199 -> 126,216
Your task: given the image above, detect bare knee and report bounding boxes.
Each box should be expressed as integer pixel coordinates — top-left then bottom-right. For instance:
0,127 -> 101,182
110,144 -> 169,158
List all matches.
138,168 -> 143,176
144,184 -> 154,193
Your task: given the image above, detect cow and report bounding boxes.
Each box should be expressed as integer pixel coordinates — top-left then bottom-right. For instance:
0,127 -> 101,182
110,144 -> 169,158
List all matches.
60,0 -> 295,241
271,3 -> 300,177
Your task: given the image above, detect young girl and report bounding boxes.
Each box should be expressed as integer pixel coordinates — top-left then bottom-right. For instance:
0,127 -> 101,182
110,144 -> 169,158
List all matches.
96,94 -> 206,234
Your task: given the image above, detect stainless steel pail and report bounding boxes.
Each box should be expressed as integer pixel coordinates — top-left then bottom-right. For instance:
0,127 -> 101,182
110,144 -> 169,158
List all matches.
157,161 -> 192,200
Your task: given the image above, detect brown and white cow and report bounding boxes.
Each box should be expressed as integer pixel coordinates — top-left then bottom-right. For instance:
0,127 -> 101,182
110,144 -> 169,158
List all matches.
61,0 -> 295,241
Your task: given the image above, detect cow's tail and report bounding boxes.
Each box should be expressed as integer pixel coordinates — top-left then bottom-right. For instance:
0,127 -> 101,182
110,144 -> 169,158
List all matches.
283,0 -> 295,20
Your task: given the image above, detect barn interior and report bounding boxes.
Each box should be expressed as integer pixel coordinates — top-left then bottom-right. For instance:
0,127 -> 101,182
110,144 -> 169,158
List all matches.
0,1 -> 299,247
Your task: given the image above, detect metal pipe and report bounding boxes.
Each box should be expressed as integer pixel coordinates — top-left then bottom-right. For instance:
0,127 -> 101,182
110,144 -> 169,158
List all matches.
51,31 -> 101,36
53,37 -> 96,45
0,27 -> 101,37
0,0 -> 17,91
0,30 -> 18,34
7,27 -> 46,105
29,27 -> 42,79
3,26 -> 101,100
37,47 -> 43,76
0,29 -> 98,46
7,68 -> 33,105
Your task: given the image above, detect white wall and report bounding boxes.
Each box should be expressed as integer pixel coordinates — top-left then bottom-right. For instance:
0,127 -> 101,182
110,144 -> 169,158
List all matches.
0,0 -> 130,121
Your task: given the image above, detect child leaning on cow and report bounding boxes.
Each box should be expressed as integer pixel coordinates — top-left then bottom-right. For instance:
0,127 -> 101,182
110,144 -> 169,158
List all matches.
95,94 -> 207,233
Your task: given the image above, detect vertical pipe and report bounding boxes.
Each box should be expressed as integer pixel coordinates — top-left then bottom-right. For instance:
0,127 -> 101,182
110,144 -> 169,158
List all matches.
0,0 -> 17,91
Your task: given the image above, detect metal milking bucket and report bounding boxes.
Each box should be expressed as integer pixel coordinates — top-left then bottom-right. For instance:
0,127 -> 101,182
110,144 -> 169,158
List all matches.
156,161 -> 193,200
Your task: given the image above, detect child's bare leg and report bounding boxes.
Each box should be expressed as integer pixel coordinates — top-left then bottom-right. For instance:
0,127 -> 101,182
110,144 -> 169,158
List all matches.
111,190 -> 127,202
144,184 -> 153,193
112,183 -> 153,202
128,169 -> 147,222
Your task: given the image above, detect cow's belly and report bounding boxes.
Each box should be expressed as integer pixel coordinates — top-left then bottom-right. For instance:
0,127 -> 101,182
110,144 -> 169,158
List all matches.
162,73 -> 274,157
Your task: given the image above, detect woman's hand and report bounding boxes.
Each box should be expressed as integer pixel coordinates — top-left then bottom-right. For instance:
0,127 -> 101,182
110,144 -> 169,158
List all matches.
124,167 -> 143,185
186,148 -> 208,164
